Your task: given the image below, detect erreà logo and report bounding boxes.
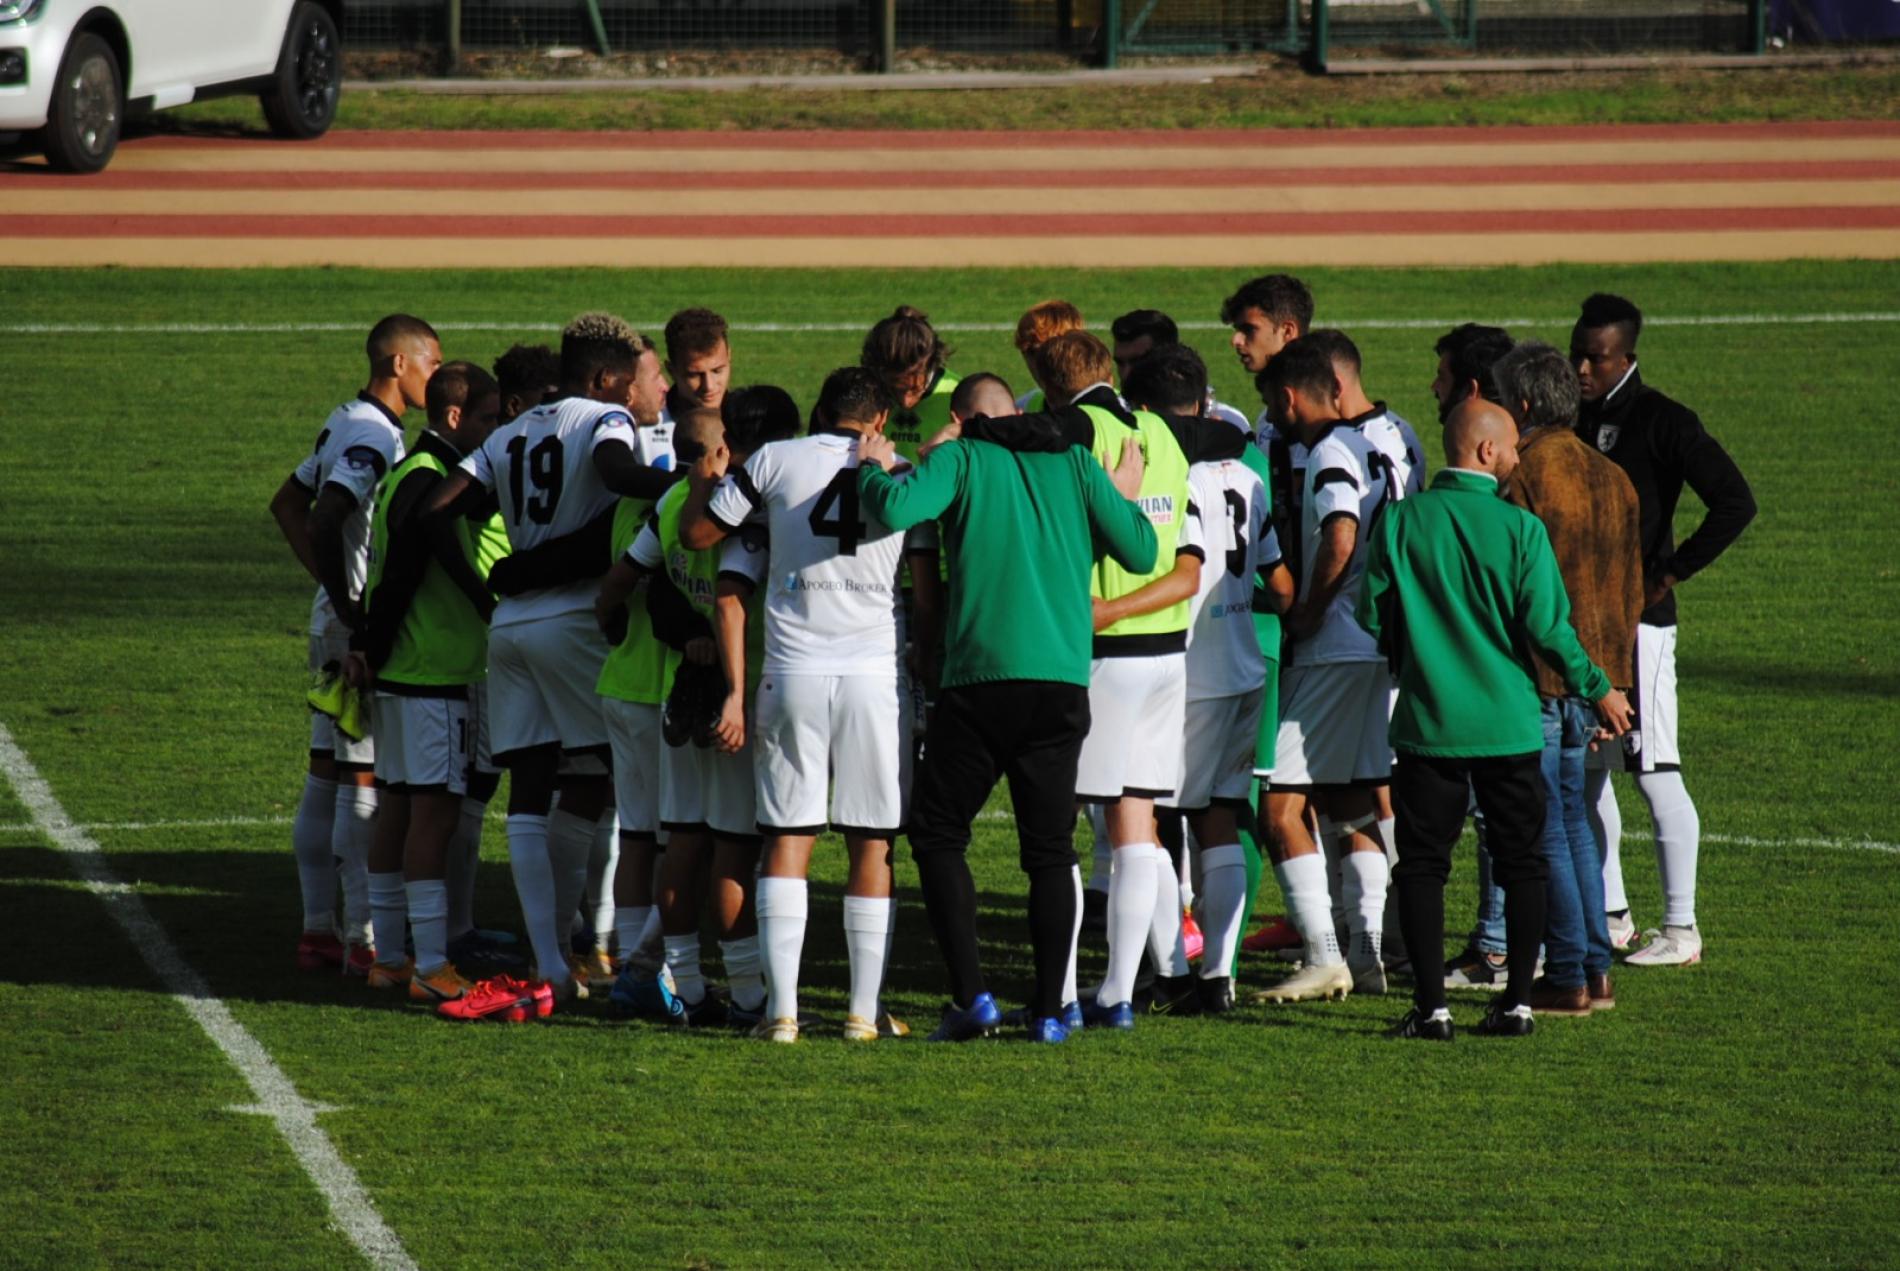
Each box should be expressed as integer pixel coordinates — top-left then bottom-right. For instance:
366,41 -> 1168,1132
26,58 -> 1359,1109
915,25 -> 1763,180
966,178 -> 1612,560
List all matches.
1138,494 -> 1175,525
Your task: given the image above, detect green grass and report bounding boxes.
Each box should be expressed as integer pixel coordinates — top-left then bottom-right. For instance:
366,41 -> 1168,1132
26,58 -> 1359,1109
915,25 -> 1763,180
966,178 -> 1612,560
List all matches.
157,62 -> 1900,133
3,262 -> 1899,1268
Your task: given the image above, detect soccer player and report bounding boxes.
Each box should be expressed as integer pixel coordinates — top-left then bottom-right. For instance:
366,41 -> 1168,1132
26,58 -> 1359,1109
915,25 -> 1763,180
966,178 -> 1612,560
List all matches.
1253,338 -> 1394,1004
663,307 -> 731,422
857,370 -> 1156,1043
346,361 -> 500,1003
1011,299 -> 1085,411
426,312 -> 674,1005
1430,323 -> 1514,424
1121,346 -> 1295,1012
862,305 -> 960,464
1114,308 -> 1252,431
1571,293 -> 1755,967
268,313 -> 440,974
680,367 -> 931,1043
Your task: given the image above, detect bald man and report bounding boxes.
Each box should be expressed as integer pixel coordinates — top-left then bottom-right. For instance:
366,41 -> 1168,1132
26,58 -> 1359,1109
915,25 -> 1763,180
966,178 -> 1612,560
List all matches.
1357,400 -> 1631,1040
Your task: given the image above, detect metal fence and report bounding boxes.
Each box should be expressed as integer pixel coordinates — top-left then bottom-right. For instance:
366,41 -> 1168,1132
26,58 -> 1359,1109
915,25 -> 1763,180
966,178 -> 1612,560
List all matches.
338,0 -> 1772,67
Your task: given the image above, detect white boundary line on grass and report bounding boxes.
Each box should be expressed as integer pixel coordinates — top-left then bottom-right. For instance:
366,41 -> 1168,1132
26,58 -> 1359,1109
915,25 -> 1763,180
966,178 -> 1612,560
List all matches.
0,725 -> 416,1271
2,311 -> 1898,337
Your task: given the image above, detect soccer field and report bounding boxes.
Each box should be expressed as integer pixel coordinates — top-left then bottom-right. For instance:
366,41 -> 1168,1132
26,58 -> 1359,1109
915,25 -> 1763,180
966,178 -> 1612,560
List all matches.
2,260 -> 1897,1269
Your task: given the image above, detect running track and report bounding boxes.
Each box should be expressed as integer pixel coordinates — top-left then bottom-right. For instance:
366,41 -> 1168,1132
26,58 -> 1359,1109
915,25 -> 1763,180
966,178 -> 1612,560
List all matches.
4,120 -> 1899,267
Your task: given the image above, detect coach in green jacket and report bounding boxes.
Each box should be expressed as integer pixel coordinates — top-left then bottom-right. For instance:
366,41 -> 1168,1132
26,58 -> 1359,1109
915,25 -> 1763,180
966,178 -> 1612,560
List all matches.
1356,399 -> 1631,1040
857,372 -> 1157,1044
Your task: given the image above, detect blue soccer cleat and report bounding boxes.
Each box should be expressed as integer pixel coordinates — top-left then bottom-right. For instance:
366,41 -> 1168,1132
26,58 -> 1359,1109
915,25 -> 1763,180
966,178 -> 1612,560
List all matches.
925,991 -> 1002,1042
1028,1015 -> 1070,1044
611,963 -> 684,1020
1061,999 -> 1084,1031
1082,999 -> 1136,1031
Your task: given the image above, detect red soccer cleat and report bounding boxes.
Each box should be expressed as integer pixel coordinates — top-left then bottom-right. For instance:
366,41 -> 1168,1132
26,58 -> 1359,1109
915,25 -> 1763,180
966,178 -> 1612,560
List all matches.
341,941 -> 377,977
1241,916 -> 1303,955
1182,911 -> 1206,963
437,975 -> 542,1023
296,930 -> 345,971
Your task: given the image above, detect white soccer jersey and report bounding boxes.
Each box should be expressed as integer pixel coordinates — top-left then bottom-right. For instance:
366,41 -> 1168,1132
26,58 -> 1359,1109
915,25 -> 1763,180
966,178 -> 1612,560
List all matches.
1355,404 -> 1425,500
1208,399 -> 1252,432
1183,459 -> 1277,700
460,395 -> 638,628
1290,424 -> 1388,667
292,394 -> 406,638
704,432 -> 906,677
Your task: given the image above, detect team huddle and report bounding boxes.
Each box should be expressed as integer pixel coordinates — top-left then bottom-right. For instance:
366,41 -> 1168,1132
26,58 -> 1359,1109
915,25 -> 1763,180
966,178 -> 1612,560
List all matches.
269,274 -> 1753,1042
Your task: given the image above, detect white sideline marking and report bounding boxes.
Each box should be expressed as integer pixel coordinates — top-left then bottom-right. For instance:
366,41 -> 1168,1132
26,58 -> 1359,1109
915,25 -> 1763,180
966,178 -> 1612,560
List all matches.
1,311 -> 1897,337
0,725 -> 416,1271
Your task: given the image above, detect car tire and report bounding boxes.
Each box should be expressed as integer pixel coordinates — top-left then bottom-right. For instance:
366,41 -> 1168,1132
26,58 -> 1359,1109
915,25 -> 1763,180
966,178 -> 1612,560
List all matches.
40,32 -> 122,174
261,1 -> 341,141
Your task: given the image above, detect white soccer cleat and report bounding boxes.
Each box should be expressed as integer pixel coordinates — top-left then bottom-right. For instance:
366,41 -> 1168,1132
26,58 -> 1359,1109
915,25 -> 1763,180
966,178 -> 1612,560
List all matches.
1624,924 -> 1702,967
1252,961 -> 1353,1004
1607,910 -> 1638,951
842,1014 -> 879,1042
751,1016 -> 800,1044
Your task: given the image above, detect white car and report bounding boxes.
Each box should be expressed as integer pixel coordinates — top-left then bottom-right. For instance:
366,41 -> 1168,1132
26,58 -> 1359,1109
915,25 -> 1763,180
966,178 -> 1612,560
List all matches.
0,0 -> 343,172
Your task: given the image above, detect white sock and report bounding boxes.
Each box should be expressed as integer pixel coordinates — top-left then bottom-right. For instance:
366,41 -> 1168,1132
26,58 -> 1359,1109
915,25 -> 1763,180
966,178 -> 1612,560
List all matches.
332,783 -> 377,946
719,936 -> 766,1012
636,905 -> 664,967
546,809 -> 595,962
368,871 -> 407,966
756,876 -> 808,1023
586,812 -> 618,952
1175,836 -> 1196,911
1100,843 -> 1157,1006
1639,770 -> 1700,929
842,895 -> 893,1023
663,932 -> 705,1005
1198,843 -> 1247,980
1275,852 -> 1341,966
504,813 -> 567,982
615,905 -> 651,962
1062,864 -> 1082,1006
1377,816 -> 1406,962
445,797 -> 485,941
406,878 -> 450,975
1316,816 -> 1347,934
1147,844 -> 1190,977
292,774 -> 337,932
1085,806 -> 1112,894
1589,770 -> 1628,913
1340,848 -> 1389,968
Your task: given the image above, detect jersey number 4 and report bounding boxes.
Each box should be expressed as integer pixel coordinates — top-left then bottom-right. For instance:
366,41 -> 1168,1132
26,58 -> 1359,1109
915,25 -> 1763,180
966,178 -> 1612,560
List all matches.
506,434 -> 565,526
808,470 -> 867,556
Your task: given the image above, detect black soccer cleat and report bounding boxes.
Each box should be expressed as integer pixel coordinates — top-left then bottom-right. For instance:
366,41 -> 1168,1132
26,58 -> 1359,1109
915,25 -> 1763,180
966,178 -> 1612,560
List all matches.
1387,1006 -> 1455,1041
1474,1001 -> 1535,1037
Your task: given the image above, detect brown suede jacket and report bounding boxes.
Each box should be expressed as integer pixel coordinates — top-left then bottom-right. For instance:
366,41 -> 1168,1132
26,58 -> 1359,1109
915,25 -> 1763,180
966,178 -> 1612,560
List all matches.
1505,426 -> 1644,695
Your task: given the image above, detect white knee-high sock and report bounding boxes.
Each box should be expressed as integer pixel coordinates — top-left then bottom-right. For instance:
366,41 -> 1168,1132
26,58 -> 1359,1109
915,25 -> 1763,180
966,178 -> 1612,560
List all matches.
615,905 -> 652,963
505,814 -> 567,982
1198,843 -> 1247,980
1086,806 -> 1113,894
1148,844 -> 1191,977
1638,770 -> 1700,928
368,871 -> 407,967
1275,852 -> 1341,967
546,809 -> 595,960
1316,816 -> 1346,933
445,797 -> 485,941
406,879 -> 450,975
585,812 -> 618,951
1340,849 -> 1388,967
1062,864 -> 1082,1005
1589,770 -> 1628,913
1100,844 -> 1157,1006
756,876 -> 808,1023
1175,835 -> 1196,911
719,936 -> 766,1012
332,784 -> 377,946
663,933 -> 705,1005
842,895 -> 893,1023
292,774 -> 338,933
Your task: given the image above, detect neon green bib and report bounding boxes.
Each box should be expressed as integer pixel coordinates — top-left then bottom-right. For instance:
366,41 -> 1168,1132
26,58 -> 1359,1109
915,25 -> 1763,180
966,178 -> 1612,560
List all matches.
886,369 -> 960,466
595,496 -> 672,705
1084,404 -> 1192,638
366,449 -> 487,687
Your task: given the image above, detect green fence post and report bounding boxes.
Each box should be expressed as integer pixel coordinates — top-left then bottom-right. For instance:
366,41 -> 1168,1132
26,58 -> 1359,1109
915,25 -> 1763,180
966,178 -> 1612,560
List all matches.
581,0 -> 611,56
1308,0 -> 1329,71
1749,0 -> 1768,53
1463,0 -> 1478,50
1282,0 -> 1299,55
878,0 -> 896,72
446,0 -> 461,70
1103,0 -> 1122,68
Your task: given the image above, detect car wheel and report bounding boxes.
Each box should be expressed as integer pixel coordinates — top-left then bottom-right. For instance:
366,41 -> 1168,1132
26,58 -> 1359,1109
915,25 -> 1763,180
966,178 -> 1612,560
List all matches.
261,1 -> 341,141
40,32 -> 122,174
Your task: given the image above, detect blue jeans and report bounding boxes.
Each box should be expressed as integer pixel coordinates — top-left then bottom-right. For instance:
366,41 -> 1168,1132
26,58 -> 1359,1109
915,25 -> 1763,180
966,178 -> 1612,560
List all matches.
1539,696 -> 1612,986
1471,793 -> 1506,956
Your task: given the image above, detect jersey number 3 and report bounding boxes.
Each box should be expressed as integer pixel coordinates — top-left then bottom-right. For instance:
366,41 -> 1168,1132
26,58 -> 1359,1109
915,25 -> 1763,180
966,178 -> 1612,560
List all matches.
506,434 -> 565,526
808,470 -> 867,556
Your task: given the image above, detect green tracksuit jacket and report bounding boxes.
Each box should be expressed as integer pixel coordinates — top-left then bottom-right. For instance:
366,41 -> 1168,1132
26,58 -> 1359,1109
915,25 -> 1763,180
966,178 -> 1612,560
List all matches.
858,439 -> 1157,690
1356,468 -> 1610,758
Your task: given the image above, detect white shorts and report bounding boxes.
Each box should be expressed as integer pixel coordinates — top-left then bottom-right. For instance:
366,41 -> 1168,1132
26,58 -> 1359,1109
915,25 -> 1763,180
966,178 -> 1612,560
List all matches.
487,612 -> 611,764
753,673 -> 904,834
1593,622 -> 1681,773
602,697 -> 663,836
1076,653 -> 1187,802
706,729 -> 759,841
371,693 -> 471,795
660,737 -> 713,830
1273,661 -> 1394,788
308,630 -> 374,765
469,680 -> 498,777
1173,688 -> 1263,812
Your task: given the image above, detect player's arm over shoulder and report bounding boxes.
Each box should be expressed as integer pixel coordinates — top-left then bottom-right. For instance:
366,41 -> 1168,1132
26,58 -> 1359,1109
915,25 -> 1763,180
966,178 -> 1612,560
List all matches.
1078,448 -> 1158,574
